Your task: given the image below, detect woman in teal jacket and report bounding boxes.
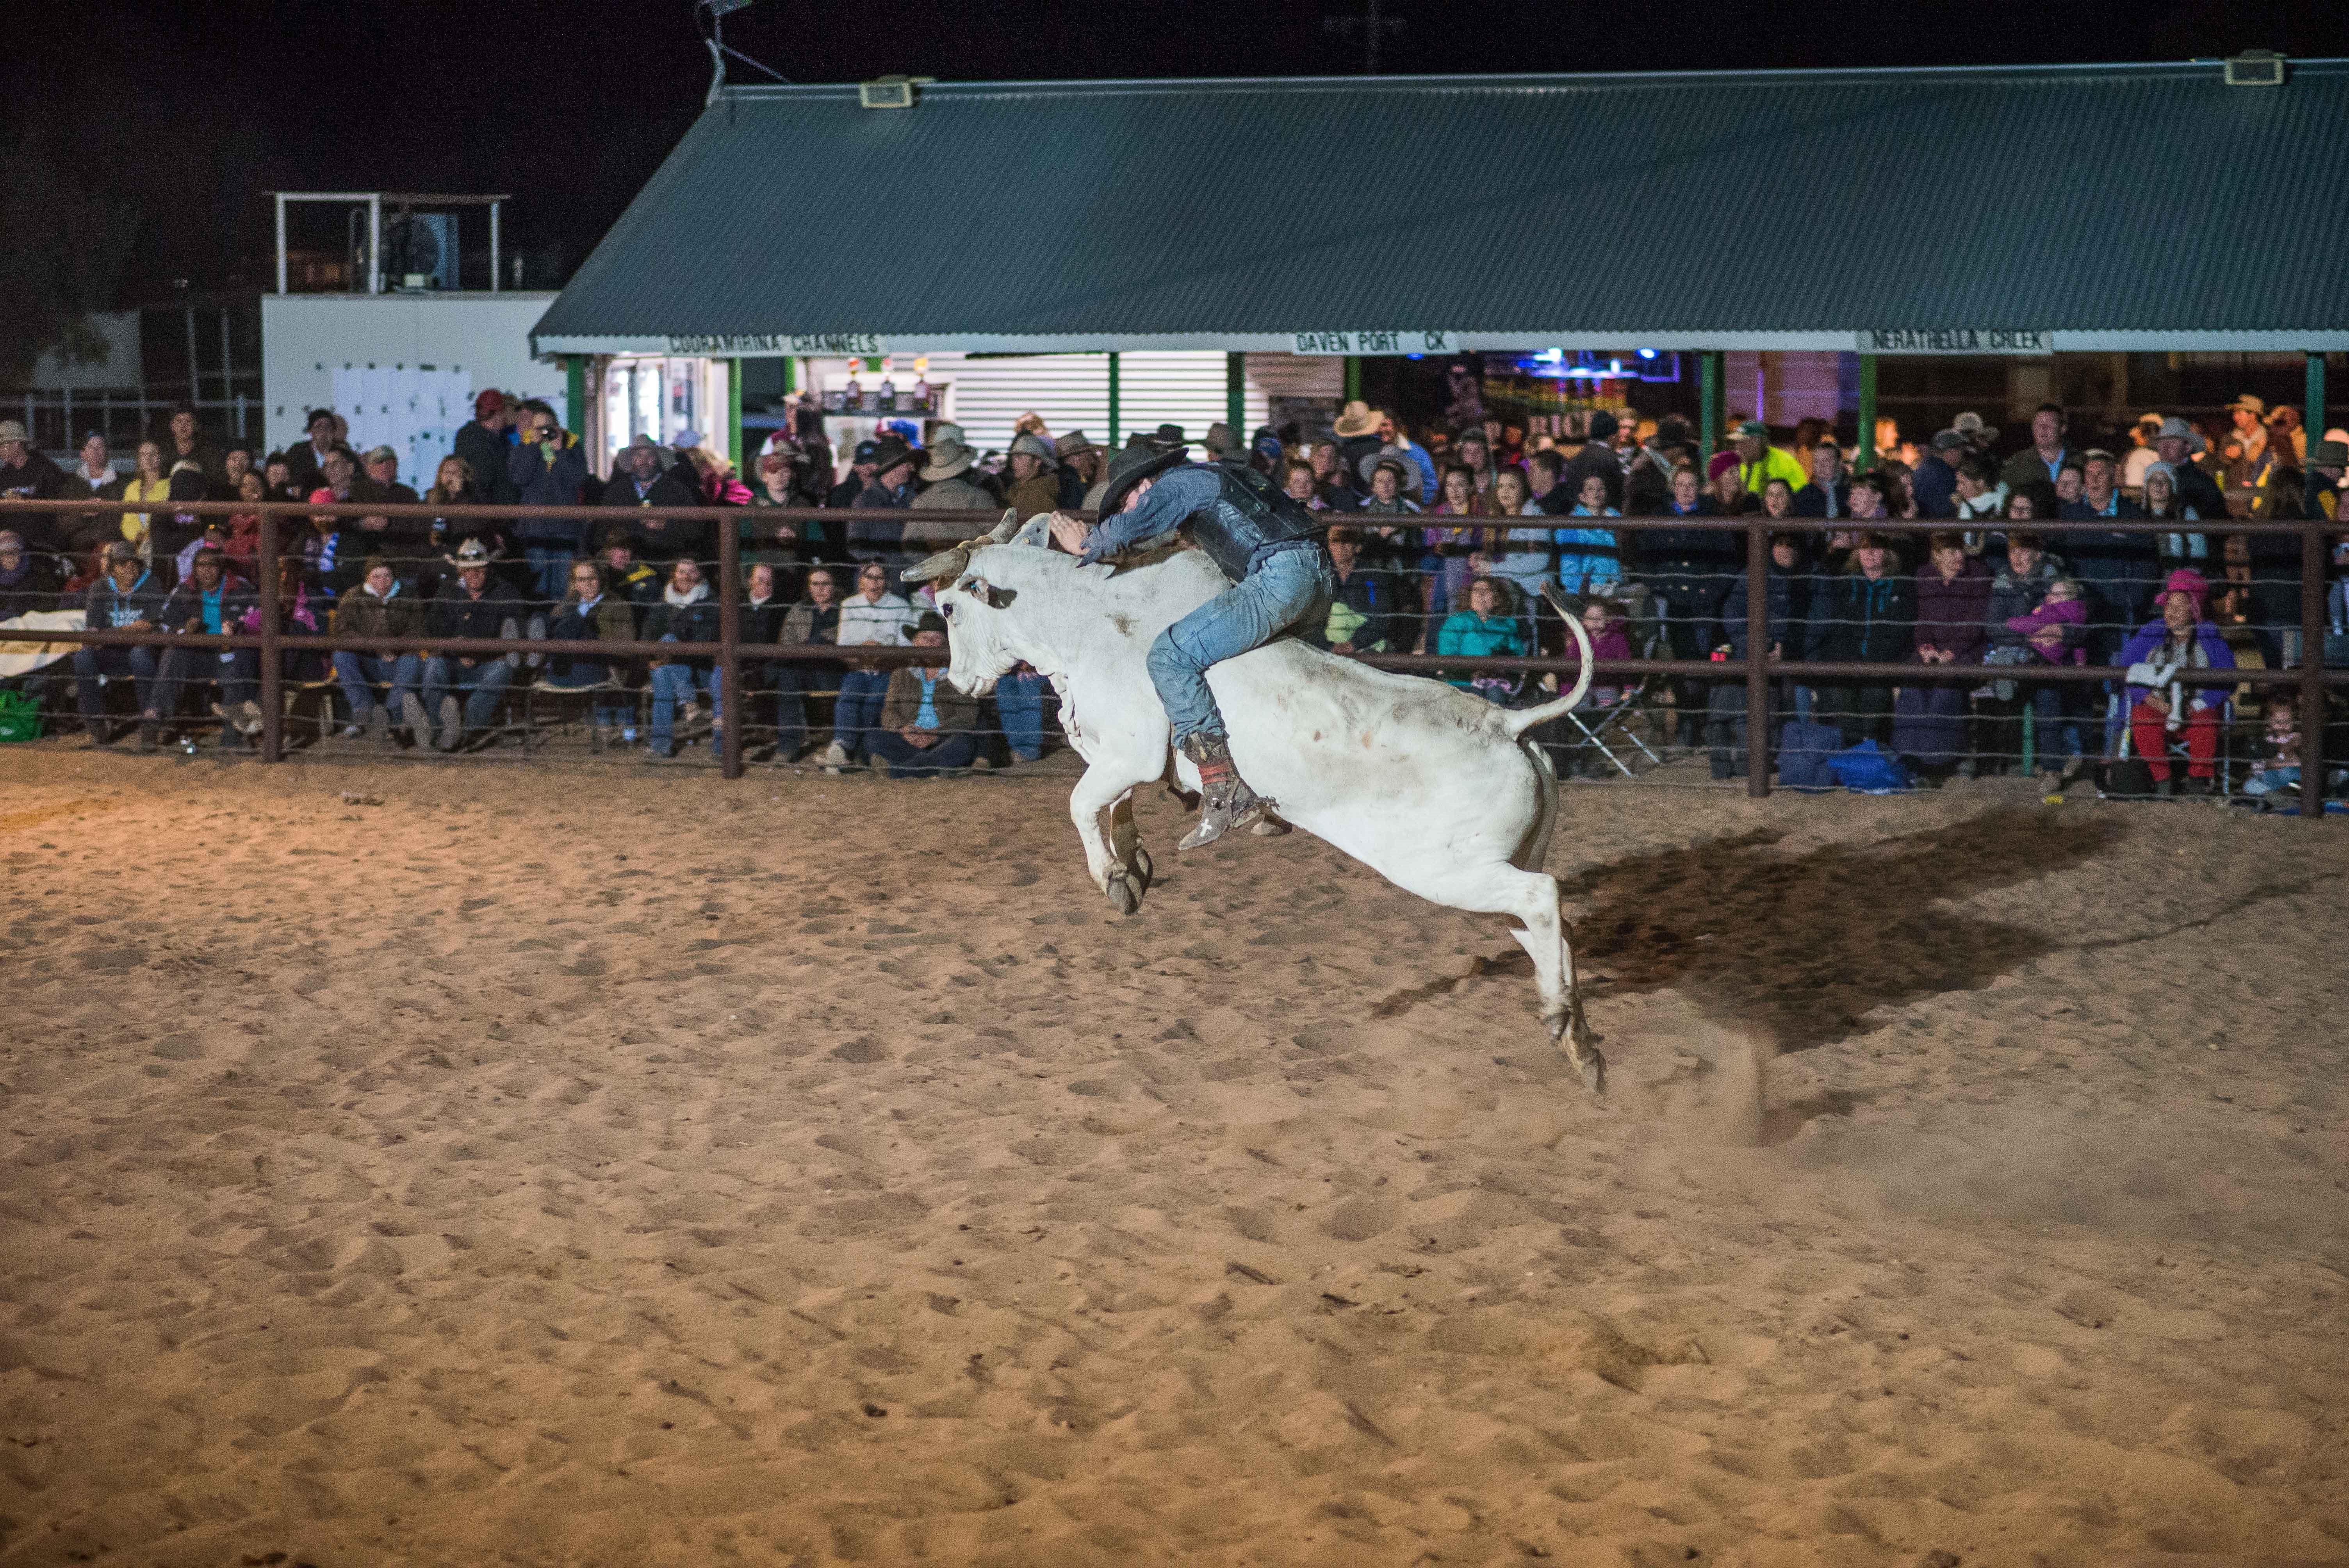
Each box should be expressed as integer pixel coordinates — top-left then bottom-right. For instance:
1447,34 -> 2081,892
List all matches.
1435,575 -> 1530,703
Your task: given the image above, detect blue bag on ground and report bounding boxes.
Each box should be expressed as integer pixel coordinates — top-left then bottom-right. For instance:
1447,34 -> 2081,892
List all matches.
1827,737 -> 1913,793
1776,720 -> 1842,791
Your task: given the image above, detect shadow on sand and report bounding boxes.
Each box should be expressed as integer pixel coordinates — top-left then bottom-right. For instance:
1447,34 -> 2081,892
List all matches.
1557,809 -> 2128,1055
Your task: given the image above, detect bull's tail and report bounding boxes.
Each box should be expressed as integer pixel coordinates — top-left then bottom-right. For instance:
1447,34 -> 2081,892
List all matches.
1499,586 -> 1597,740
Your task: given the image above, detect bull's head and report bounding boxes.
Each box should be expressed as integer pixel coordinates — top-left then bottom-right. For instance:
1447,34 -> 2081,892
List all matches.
900,509 -> 1027,697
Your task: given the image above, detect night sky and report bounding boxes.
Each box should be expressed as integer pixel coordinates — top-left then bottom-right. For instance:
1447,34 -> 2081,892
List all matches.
12,0 -> 2349,303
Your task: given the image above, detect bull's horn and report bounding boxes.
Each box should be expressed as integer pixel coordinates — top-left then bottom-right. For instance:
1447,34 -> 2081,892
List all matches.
985,508 -> 1021,543
900,546 -> 970,584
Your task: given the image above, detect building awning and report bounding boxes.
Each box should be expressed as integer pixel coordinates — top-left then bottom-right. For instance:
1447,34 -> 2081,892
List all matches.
533,61 -> 2349,358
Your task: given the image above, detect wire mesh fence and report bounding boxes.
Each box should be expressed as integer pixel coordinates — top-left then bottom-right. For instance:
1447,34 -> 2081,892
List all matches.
2,499 -> 2342,812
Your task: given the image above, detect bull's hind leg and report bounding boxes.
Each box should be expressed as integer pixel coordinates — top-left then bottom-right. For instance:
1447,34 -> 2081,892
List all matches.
1408,861 -> 1606,1098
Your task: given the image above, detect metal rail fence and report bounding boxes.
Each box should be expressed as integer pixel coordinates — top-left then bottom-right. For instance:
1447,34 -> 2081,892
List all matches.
2,499 -> 2342,819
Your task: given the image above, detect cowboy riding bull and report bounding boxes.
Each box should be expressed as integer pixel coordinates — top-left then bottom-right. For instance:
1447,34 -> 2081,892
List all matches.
902,444 -> 1607,1094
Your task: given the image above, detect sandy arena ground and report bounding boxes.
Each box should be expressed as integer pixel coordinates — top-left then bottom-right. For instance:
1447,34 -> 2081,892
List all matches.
2,745 -> 2346,1567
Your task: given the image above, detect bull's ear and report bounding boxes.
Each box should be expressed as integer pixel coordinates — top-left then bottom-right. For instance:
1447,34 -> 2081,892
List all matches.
1012,514 -> 1052,549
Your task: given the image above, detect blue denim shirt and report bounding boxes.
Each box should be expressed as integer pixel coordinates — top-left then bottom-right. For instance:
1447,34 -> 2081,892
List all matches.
1080,465 -> 1308,573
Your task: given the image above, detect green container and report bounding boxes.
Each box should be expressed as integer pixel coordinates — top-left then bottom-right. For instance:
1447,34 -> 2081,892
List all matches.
0,689 -> 41,743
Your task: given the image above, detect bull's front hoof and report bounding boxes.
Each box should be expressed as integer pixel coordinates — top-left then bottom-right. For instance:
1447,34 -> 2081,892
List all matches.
1105,872 -> 1143,916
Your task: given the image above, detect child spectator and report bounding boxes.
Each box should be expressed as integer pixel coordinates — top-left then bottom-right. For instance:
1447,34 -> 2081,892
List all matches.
2240,697 -> 2301,801
869,613 -> 978,777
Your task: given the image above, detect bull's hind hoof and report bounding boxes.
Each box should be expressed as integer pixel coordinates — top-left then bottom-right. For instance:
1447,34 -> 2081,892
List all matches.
1105,872 -> 1143,916
1576,1049 -> 1608,1099
1131,848 -> 1154,892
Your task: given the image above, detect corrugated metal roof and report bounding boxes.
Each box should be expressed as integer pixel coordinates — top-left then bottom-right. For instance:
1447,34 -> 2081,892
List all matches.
533,61 -> 2349,353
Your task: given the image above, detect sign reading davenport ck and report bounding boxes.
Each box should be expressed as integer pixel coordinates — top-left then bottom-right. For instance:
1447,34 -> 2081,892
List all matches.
1858,328 -> 2053,355
1292,331 -> 1454,355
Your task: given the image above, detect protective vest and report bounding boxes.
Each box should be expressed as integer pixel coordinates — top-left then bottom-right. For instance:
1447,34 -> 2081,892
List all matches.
1184,460 -> 1325,579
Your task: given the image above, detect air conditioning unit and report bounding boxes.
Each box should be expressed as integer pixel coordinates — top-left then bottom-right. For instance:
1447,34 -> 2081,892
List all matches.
857,75 -> 930,109
2223,50 -> 2286,87
384,212 -> 458,290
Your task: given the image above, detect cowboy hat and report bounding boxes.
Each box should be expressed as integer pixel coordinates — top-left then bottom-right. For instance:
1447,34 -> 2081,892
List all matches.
1094,442 -> 1191,519
919,437 -> 976,482
2226,393 -> 2266,417
445,537 -> 497,568
0,420 -> 29,445
1202,422 -> 1238,455
1952,410 -> 2000,443
1332,401 -> 1381,438
868,436 -> 918,474
1358,448 -> 1423,497
1007,433 -> 1058,467
1053,429 -> 1101,460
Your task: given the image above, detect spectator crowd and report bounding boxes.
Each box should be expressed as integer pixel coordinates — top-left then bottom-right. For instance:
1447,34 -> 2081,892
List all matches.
0,385 -> 2342,800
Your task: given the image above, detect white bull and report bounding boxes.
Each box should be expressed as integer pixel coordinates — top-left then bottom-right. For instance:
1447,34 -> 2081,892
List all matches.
908,513 -> 1607,1094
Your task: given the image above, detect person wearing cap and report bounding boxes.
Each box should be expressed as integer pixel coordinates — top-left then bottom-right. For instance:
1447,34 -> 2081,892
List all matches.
330,557 -> 428,743
506,401 -> 589,600
1304,525 -> 1405,657
1909,429 -> 1968,519
454,388 -> 518,506
1045,440 -> 1335,849
1002,433 -> 1061,522
2151,417 -> 2229,519
2121,413 -> 2166,490
0,419 -> 72,555
844,437 -> 917,567
905,437 -> 994,548
600,434 -> 702,564
826,439 -> 880,509
1054,431 -> 1105,510
422,537 -> 528,751
2116,569 -> 2235,795
2304,438 -> 2347,522
1728,420 -> 1805,500
73,542 -> 171,748
0,529 -> 60,622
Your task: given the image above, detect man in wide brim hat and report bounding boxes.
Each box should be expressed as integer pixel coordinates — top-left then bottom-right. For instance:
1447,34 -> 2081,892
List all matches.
918,438 -> 976,483
1332,401 -> 1381,440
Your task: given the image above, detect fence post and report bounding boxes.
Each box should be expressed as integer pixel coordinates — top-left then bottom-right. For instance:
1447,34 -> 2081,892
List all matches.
1699,352 -> 1723,461
258,510 -> 282,763
1745,518 -> 1770,798
2302,518 -> 2327,822
718,512 -> 743,780
1855,354 -> 1878,472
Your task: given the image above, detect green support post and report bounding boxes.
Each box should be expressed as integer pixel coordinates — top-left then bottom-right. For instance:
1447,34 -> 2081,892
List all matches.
1344,356 -> 1362,404
727,357 -> 744,470
782,356 -> 796,397
1226,352 -> 1245,443
1699,351 -> 1723,456
1107,352 -> 1121,449
564,356 -> 585,442
1856,354 -> 1878,472
2308,351 -> 2327,451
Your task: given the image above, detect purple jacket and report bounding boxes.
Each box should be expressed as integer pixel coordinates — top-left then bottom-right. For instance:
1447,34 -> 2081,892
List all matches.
1914,558 -> 1994,663
2004,596 -> 2087,665
2118,620 -> 2235,711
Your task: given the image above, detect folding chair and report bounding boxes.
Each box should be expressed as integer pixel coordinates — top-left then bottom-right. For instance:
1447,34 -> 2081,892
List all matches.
1556,675 -> 1666,778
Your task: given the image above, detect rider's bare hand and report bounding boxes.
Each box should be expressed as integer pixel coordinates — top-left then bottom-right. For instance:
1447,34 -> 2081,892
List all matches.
1047,511 -> 1091,556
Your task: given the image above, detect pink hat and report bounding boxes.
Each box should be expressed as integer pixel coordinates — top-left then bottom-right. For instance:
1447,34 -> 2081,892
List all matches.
1706,451 -> 1741,482
2163,567 -> 2209,610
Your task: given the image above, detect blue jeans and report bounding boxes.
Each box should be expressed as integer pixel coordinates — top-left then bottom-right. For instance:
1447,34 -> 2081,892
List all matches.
998,670 -> 1050,759
2242,766 -> 2300,797
1146,545 -> 1335,744
423,656 -> 515,741
835,668 -> 891,758
155,645 -> 259,723
73,644 -> 164,723
868,729 -> 978,777
649,662 -> 722,754
331,650 -> 421,718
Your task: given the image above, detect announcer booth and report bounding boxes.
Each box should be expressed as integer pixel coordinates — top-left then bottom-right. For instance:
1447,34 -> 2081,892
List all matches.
534,60 -> 2349,485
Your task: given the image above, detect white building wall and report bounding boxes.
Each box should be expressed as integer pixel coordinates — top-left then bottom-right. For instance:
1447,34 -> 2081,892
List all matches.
262,293 -> 565,488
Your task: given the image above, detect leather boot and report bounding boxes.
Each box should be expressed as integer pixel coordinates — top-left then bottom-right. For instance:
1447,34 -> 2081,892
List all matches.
1177,733 -> 1265,850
